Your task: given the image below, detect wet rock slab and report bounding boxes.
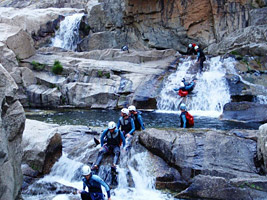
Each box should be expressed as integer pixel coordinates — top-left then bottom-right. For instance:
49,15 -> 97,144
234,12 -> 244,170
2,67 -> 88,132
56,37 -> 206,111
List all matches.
139,128 -> 267,199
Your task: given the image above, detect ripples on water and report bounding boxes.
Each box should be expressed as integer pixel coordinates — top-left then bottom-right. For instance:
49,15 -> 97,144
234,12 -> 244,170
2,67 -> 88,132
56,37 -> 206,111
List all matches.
26,109 -> 261,130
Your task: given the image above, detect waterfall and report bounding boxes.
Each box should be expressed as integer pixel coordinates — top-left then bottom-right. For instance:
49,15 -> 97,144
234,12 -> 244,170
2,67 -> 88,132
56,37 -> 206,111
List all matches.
51,13 -> 84,51
157,56 -> 234,117
24,151 -> 174,200
113,151 -> 173,200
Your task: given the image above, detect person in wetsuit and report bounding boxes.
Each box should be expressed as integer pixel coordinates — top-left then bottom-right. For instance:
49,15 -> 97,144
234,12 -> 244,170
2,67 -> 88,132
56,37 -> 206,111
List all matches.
128,105 -> 145,131
92,121 -> 125,170
79,165 -> 111,200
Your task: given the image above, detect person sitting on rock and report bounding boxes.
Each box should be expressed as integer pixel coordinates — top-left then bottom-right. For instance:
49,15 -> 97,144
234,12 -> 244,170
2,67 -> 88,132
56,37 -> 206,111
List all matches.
174,78 -> 197,97
121,45 -> 129,53
92,121 -> 125,171
128,105 -> 145,131
78,165 -> 111,200
195,46 -> 206,72
187,43 -> 197,55
179,103 -> 194,128
117,108 -> 135,150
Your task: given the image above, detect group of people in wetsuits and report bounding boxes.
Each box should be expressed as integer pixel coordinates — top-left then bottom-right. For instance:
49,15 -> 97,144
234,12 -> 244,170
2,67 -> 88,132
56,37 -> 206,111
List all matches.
187,43 -> 206,72
79,105 -> 145,200
175,43 -> 207,129
78,43 -> 206,200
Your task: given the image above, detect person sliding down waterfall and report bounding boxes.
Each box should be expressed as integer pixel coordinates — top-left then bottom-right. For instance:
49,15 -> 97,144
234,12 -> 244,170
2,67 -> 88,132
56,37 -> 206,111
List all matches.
78,165 -> 111,200
91,122 -> 126,171
195,46 -> 206,73
174,78 -> 197,97
128,105 -> 145,131
179,103 -> 194,128
117,108 -> 135,151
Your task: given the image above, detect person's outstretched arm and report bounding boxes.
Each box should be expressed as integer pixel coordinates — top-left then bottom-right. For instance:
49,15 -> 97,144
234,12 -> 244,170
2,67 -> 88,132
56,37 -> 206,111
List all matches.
128,118 -> 135,135
100,129 -> 108,147
181,114 -> 187,128
120,130 -> 126,147
117,118 -> 121,129
137,115 -> 145,130
184,82 -> 195,91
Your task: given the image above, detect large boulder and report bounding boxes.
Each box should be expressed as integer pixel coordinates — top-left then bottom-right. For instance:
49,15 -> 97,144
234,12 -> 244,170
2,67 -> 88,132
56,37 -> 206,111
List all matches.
222,102 -> 267,123
139,128 -> 259,181
177,175 -> 267,200
139,128 -> 267,199
0,64 -> 26,200
0,23 -> 35,59
208,25 -> 267,56
258,123 -> 267,174
26,84 -> 62,108
22,119 -> 62,174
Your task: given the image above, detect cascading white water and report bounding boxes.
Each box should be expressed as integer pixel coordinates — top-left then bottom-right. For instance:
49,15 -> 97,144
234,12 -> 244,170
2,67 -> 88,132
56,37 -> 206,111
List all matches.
51,13 -> 84,51
113,152 -> 173,200
157,56 -> 234,117
24,151 -> 174,200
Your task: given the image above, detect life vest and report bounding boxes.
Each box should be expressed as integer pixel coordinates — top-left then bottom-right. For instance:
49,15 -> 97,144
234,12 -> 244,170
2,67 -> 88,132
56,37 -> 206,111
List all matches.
119,117 -> 133,134
82,176 -> 103,194
131,111 -> 142,130
185,112 -> 194,127
178,89 -> 188,97
106,129 -> 121,146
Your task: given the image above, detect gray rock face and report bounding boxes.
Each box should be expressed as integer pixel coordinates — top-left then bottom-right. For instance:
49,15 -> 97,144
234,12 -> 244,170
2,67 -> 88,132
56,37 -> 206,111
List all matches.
208,25 -> 267,56
22,49 -> 176,109
80,0 -> 267,54
222,102 -> 267,123
22,119 -> 62,174
258,123 -> 267,174
177,175 -> 267,200
0,64 -> 26,200
139,128 -> 259,181
139,128 -> 267,199
0,23 -> 35,59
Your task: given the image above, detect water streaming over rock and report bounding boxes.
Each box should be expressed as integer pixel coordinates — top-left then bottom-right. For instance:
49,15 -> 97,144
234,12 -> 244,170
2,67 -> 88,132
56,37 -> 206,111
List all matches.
23,150 -> 174,200
157,56 -> 234,117
51,13 -> 84,51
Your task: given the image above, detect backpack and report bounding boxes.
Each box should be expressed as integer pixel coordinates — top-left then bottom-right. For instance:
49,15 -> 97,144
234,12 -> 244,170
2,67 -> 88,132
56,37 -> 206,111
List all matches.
185,112 -> 194,127
178,89 -> 188,97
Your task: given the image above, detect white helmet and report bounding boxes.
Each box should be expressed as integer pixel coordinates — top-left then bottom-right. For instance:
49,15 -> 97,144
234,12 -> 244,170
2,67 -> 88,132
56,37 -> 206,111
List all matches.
121,108 -> 129,115
128,105 -> 136,112
194,46 -> 199,50
82,165 -> 91,176
180,103 -> 186,110
180,82 -> 185,87
108,121 -> 116,129
188,44 -> 192,48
